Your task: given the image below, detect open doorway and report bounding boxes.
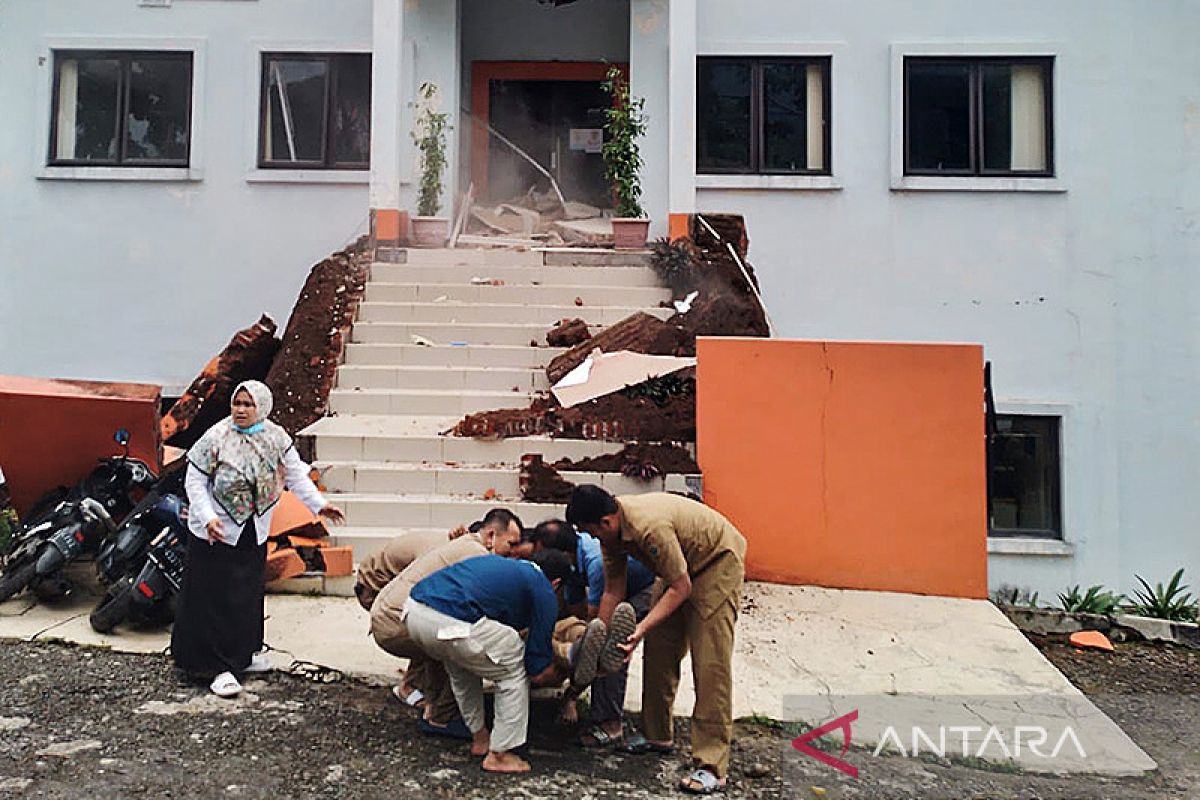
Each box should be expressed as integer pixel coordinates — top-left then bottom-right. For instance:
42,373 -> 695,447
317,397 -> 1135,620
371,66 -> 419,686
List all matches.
470,62 -> 623,209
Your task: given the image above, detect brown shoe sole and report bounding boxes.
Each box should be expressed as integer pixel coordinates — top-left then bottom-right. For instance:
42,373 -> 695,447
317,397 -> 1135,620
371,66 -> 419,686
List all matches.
600,602 -> 637,674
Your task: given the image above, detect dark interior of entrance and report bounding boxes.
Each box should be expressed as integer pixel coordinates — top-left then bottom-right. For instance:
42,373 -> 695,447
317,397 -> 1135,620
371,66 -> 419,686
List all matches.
487,79 -> 610,208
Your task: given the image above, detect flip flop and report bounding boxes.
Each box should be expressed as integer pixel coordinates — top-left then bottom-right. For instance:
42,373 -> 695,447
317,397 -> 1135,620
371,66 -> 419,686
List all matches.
391,685 -> 425,707
209,671 -> 242,698
600,602 -> 637,674
572,618 -> 608,687
243,653 -> 272,674
418,716 -> 473,741
680,768 -> 725,794
621,732 -> 675,755
579,725 -> 624,749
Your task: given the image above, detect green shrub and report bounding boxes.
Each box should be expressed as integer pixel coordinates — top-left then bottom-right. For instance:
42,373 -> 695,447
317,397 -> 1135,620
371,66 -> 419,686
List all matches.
1057,585 -> 1123,615
648,237 -> 698,294
412,82 -> 450,217
1130,568 -> 1199,622
601,66 -> 647,219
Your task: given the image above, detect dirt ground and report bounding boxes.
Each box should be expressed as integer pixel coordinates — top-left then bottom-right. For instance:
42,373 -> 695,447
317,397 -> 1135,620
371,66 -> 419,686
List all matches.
0,634 -> 1196,799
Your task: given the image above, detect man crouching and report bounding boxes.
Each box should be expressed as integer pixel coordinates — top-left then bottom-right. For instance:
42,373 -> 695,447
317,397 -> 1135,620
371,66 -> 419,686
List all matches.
403,550 -> 575,773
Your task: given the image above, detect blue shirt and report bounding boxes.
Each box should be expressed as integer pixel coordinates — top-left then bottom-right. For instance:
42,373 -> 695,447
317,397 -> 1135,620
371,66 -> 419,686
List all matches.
410,555 -> 559,677
569,532 -> 656,608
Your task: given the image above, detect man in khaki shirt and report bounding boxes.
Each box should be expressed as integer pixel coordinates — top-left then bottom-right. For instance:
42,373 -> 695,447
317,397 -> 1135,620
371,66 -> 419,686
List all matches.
567,486 -> 746,795
368,509 -> 524,728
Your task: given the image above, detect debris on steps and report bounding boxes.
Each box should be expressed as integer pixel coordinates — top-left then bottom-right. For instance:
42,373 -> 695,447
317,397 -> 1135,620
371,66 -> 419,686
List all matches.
265,237 -> 371,437
546,317 -> 591,348
160,315 -> 281,448
546,312 -> 690,384
553,443 -> 699,475
519,454 -> 576,503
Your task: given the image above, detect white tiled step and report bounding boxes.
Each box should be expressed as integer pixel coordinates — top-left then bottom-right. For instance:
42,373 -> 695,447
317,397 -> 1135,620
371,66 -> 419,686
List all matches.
364,283 -> 672,307
398,249 -> 545,266
351,321 -> 598,347
301,417 -> 635,464
327,527 -> 501,561
267,573 -> 356,597
371,263 -> 662,287
343,343 -> 564,369
326,494 -> 568,528
337,365 -> 549,392
329,387 -> 533,416
357,301 -> 673,326
315,460 -> 697,497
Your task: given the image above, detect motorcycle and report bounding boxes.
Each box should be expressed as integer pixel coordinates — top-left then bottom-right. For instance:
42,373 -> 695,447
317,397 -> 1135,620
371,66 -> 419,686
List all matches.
89,495 -> 188,633
0,429 -> 156,604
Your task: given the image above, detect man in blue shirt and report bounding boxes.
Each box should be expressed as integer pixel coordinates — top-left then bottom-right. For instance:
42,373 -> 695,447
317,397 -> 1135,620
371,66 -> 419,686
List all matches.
526,519 -> 655,747
405,550 -> 576,774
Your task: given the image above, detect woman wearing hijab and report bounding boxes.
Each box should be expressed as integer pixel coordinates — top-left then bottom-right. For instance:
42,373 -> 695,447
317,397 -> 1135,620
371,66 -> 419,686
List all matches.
172,380 -> 345,697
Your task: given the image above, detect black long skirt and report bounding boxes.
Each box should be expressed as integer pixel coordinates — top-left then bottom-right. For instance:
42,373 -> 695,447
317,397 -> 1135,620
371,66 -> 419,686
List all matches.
171,520 -> 266,679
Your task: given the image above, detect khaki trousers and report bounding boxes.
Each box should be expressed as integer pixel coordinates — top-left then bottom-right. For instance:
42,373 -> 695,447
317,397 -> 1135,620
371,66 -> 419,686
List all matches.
404,600 -> 530,753
372,597 -> 460,725
551,616 -> 588,676
641,554 -> 743,778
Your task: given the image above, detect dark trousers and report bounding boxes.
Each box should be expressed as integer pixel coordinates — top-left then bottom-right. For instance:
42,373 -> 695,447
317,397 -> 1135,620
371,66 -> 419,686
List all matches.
591,583 -> 654,723
171,521 -> 266,678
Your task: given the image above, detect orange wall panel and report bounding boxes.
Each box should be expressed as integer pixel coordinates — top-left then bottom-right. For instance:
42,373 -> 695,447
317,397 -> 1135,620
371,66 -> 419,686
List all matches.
696,338 -> 987,599
0,376 -> 161,517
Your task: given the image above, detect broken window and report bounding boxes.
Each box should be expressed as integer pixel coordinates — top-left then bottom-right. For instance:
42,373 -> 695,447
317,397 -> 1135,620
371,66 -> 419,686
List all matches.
50,51 -> 193,166
259,53 -> 371,169
988,415 -> 1062,538
697,57 -> 830,175
905,57 -> 1053,176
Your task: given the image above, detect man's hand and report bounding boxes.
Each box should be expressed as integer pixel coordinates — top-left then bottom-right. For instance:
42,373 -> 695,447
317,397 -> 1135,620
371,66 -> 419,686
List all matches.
205,518 -> 224,545
448,524 -> 469,540
530,663 -> 561,688
318,505 -> 346,526
617,622 -> 647,661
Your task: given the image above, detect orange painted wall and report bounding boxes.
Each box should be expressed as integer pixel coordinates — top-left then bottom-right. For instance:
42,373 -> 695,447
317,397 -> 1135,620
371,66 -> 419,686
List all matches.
0,376 -> 161,516
696,338 -> 988,599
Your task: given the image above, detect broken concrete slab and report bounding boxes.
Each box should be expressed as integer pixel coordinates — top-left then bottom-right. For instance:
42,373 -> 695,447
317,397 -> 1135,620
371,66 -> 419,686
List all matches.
552,350 -> 697,408
546,312 -> 690,384
553,218 -> 614,246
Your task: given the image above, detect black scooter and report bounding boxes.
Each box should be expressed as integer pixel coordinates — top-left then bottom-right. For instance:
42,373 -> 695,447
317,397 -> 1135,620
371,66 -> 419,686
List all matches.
0,429 -> 155,604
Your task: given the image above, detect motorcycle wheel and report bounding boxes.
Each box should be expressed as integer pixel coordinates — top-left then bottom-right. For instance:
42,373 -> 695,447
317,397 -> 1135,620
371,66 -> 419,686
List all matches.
89,581 -> 134,634
0,562 -> 37,603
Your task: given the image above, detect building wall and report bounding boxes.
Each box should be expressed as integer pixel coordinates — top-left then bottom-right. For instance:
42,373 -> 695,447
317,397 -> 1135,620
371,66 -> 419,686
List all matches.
0,0 -> 374,391
692,0 -> 1200,597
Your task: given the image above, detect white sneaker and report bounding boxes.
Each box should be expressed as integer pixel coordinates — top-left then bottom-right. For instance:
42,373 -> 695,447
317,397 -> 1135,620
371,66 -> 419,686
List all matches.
244,653 -> 272,674
210,671 -> 243,698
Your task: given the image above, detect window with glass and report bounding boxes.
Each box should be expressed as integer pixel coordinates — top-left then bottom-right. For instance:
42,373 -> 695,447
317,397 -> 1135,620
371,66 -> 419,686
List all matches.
259,53 -> 371,169
50,50 -> 193,166
697,57 -> 830,175
905,56 -> 1053,177
988,415 -> 1062,538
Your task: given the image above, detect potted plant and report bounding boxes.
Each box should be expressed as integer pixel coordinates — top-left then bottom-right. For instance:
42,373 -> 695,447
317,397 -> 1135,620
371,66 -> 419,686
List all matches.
410,82 -> 451,247
602,66 -> 650,250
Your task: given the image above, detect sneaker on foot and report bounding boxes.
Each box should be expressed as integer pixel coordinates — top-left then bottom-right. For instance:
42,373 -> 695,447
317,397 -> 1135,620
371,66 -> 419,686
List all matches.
600,602 -> 636,674
572,618 -> 608,687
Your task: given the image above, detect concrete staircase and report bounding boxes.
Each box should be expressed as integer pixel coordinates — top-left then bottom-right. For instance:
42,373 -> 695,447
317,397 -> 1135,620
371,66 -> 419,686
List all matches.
294,247 -> 695,594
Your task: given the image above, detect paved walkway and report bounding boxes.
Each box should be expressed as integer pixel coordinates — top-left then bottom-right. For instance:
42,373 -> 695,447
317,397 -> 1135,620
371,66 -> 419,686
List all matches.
0,578 -> 1154,776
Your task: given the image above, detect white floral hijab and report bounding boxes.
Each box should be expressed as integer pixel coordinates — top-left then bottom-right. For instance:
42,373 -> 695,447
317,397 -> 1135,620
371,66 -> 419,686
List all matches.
187,380 -> 293,525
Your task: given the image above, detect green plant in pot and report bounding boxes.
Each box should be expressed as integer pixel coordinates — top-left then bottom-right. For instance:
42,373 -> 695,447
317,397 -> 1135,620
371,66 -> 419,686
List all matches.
411,82 -> 451,247
602,66 -> 650,249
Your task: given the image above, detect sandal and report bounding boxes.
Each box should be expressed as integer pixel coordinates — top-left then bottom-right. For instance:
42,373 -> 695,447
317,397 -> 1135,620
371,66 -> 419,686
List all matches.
579,725 -> 624,749
418,716 -> 473,741
287,660 -> 344,684
621,732 -> 675,755
680,768 -> 725,794
600,602 -> 636,674
391,685 -> 424,707
209,671 -> 242,698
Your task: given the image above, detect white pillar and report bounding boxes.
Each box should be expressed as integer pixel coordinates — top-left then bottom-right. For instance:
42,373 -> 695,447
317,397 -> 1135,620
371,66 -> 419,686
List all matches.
369,0 -> 404,212
667,0 -> 696,217
630,0 -> 669,234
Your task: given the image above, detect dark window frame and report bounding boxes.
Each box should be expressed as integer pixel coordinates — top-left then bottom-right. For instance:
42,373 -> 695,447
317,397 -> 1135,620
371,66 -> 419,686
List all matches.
257,51 -> 371,171
697,55 -> 832,176
987,413 -> 1063,540
904,55 -> 1054,178
48,49 -> 194,168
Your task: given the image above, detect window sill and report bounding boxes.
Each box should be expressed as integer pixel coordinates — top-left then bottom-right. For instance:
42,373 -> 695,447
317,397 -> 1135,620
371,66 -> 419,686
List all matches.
891,175 -> 1066,193
36,165 -> 203,182
696,174 -> 842,191
245,169 -> 369,185
987,538 -> 1074,557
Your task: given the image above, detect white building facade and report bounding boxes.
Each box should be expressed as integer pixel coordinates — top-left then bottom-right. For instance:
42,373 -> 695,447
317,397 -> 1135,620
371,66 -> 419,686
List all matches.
1,0 -> 1197,599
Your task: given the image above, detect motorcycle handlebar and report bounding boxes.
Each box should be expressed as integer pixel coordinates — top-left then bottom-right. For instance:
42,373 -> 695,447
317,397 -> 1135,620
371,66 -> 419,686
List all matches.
80,498 -> 117,534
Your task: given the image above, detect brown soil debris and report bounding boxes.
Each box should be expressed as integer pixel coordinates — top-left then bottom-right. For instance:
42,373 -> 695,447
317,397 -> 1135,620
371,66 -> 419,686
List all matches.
519,454 -> 577,503
554,443 -> 699,475
546,312 -> 691,384
546,318 -> 591,348
265,237 -> 371,435
161,315 -> 281,448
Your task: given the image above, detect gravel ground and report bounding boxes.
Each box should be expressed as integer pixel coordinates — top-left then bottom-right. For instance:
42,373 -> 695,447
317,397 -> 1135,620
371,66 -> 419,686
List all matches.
0,637 -> 1195,799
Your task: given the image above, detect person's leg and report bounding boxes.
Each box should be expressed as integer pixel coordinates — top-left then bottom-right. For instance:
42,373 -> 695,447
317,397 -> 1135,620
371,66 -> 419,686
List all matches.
422,659 -> 463,725
441,659 -> 489,754
640,601 -> 688,746
468,619 -> 530,773
589,584 -> 654,740
551,616 -> 587,679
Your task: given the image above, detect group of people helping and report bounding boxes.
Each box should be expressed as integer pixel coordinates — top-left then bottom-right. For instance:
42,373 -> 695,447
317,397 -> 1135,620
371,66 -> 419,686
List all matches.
172,380 -> 747,795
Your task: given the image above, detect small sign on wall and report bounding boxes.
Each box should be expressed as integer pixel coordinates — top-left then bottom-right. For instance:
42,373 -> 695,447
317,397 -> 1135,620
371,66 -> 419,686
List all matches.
569,128 -> 603,154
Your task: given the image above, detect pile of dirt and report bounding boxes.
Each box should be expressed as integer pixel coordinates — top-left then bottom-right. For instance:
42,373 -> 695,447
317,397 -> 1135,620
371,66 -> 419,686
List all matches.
546,317 -> 591,348
161,315 -> 281,448
554,443 -> 699,475
519,454 -> 577,503
546,311 -> 692,384
265,237 -> 371,435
